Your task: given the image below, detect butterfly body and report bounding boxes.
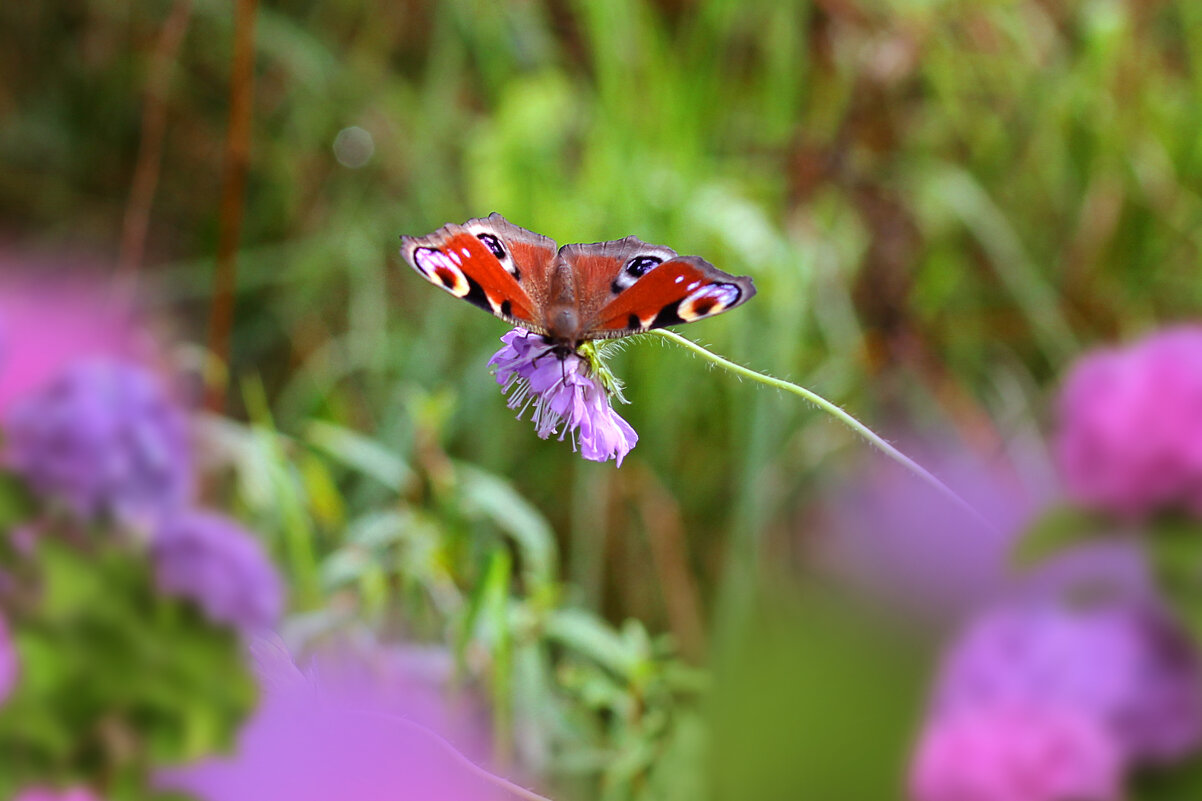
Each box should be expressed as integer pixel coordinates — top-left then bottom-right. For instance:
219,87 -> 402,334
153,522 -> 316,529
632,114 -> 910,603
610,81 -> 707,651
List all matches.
400,213 -> 755,350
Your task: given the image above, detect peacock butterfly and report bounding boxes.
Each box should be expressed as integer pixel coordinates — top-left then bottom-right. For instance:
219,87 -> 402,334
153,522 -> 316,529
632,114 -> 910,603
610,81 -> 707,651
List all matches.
399,213 -> 756,353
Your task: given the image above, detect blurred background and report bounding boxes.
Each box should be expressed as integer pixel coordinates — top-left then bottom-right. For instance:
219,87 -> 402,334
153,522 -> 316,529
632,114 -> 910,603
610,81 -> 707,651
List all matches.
2,1 -> 1202,799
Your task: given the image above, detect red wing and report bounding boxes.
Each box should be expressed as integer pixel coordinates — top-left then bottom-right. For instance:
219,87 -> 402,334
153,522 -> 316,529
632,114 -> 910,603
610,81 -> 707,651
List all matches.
400,214 -> 555,333
555,237 -> 679,328
583,256 -> 756,340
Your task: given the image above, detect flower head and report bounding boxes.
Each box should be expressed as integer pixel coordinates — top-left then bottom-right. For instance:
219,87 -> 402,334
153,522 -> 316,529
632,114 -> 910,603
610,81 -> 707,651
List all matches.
158,641 -> 510,801
152,511 -> 283,634
910,701 -> 1123,801
814,437 -> 1149,625
1055,325 -> 1202,518
930,604 -> 1202,764
0,613 -> 17,705
3,359 -> 192,532
487,329 -> 637,466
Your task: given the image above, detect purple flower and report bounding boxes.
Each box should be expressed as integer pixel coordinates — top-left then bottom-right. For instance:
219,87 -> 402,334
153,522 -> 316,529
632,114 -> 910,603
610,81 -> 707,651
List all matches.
152,511 -> 283,634
158,641 -> 512,801
3,359 -> 192,531
930,605 -> 1202,764
487,329 -> 637,466
813,437 -> 1150,626
0,613 -> 17,705
1055,325 -> 1202,518
910,701 -> 1123,801
11,789 -> 105,801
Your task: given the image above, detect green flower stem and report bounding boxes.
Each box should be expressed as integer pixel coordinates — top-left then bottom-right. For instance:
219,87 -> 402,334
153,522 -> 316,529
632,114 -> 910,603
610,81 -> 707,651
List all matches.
652,329 -> 997,533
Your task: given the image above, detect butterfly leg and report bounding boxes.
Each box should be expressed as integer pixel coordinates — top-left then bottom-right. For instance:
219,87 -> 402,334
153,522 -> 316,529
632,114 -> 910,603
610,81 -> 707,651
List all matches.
528,337 -> 563,371
528,342 -> 580,384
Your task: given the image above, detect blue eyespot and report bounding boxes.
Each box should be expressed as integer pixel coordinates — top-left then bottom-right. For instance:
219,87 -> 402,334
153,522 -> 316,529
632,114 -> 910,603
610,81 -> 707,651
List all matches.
625,255 -> 662,277
477,233 -> 506,260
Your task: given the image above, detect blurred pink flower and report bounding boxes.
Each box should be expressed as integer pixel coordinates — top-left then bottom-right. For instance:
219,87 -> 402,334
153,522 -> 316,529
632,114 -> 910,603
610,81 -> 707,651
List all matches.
932,604 -> 1202,764
489,328 -> 637,465
11,788 -> 104,801
158,640 -> 515,801
813,439 -> 1150,625
0,262 -> 153,414
910,701 -> 1123,801
0,614 -> 17,705
1055,325 -> 1202,518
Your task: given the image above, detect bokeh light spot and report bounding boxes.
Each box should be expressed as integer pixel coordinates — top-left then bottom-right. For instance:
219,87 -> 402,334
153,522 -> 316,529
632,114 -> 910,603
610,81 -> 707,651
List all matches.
333,126 -> 374,168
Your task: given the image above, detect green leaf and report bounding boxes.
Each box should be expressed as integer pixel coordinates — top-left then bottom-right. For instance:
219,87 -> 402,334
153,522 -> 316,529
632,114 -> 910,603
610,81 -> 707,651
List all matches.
545,609 -> 645,681
481,549 -> 515,756
456,463 -> 558,587
306,419 -> 414,491
0,470 -> 37,534
453,549 -> 496,670
300,452 -> 346,529
1010,504 -> 1113,568
1132,756 -> 1202,801
346,509 -> 412,548
320,547 -> 371,589
1145,519 -> 1202,647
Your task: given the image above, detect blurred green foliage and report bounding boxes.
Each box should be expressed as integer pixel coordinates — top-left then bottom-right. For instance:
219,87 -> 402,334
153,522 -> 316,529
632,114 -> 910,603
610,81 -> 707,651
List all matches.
0,535 -> 254,800
205,405 -> 710,798
4,1 -> 1202,798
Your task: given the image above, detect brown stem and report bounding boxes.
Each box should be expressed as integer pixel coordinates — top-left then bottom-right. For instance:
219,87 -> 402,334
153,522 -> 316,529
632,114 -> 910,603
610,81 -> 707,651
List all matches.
624,464 -> 708,661
117,0 -> 194,283
205,0 -> 259,413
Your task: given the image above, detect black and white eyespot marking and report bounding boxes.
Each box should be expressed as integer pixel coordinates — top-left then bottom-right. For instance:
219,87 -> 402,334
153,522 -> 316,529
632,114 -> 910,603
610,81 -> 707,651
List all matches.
414,246 -> 492,311
677,282 -> 742,322
477,232 -> 505,259
473,231 -> 520,279
627,254 -> 663,277
648,282 -> 742,329
611,254 -> 664,294
414,248 -> 468,295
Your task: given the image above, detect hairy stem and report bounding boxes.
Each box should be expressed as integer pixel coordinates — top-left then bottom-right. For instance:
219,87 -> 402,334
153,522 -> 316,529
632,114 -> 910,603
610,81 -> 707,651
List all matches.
652,329 -> 996,532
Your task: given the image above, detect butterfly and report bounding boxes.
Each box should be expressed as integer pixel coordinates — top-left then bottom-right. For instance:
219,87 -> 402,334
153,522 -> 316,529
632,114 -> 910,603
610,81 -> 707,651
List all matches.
400,213 -> 756,354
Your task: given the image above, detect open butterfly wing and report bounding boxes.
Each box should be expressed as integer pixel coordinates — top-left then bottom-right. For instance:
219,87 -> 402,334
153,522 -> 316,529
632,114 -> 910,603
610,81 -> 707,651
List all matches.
583,256 -> 756,340
400,214 -> 555,332
401,216 -> 756,344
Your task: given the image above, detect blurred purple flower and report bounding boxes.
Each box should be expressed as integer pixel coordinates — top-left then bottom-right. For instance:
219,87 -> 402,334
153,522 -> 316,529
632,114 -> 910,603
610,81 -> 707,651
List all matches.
0,263 -> 152,414
813,438 -> 1150,626
931,604 -> 1202,764
1056,325 -> 1202,519
488,328 -> 637,465
152,511 -> 282,634
910,701 -> 1123,801
4,360 -> 192,531
159,640 -> 512,801
11,789 -> 104,801
0,613 -> 17,705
